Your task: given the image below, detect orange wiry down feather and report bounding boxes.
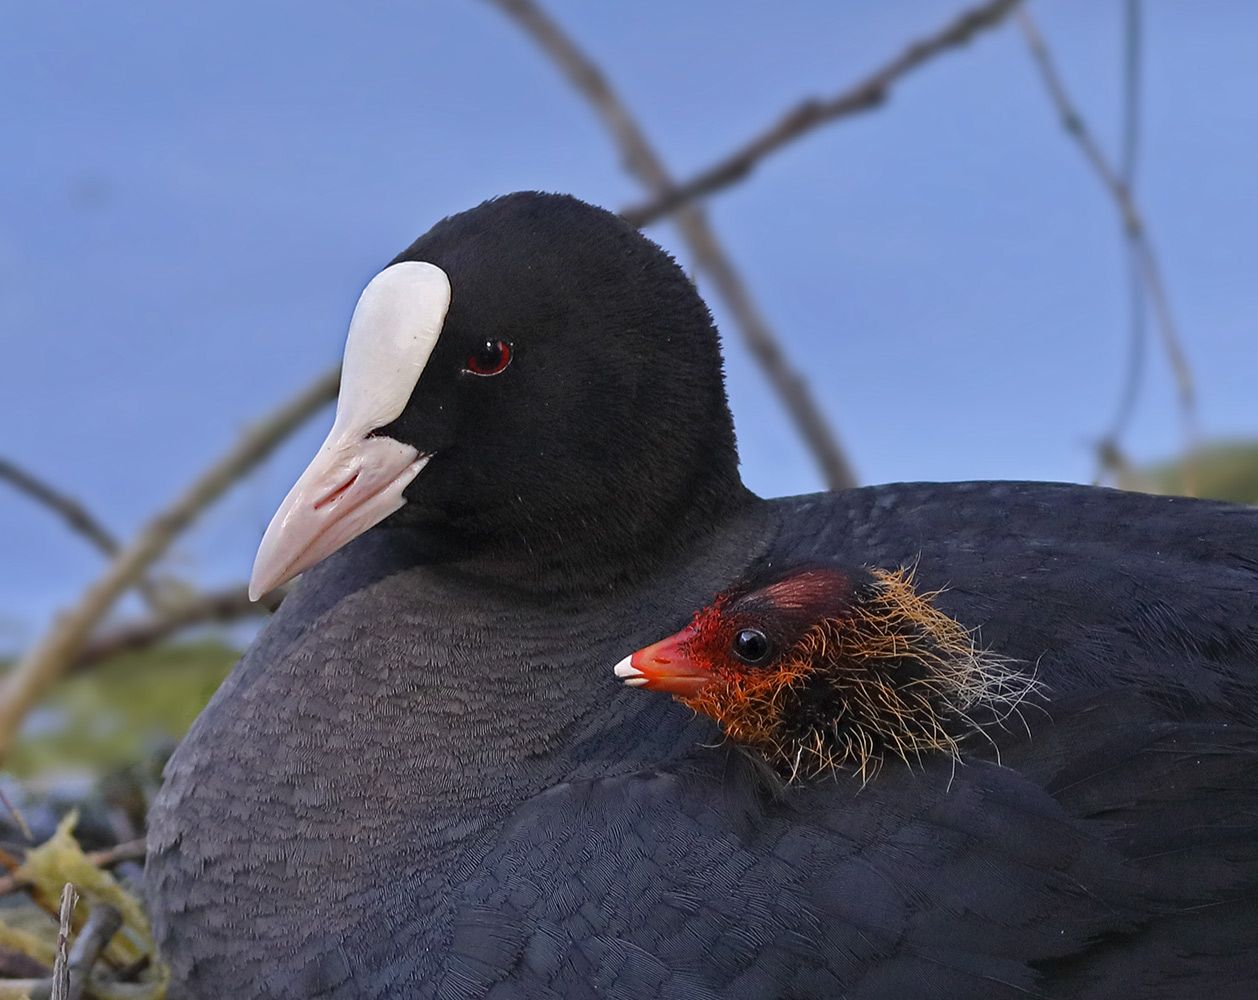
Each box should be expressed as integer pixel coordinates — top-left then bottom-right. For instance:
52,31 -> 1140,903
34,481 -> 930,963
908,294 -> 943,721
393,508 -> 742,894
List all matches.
680,567 -> 1042,782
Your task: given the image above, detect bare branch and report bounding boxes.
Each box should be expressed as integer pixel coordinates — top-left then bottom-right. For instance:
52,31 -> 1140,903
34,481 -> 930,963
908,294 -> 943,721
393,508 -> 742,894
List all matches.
487,0 -> 857,490
83,838 -> 147,871
621,0 -> 1024,227
0,784 -> 32,843
0,460 -> 168,610
64,904 -> 121,1000
0,461 -> 123,560
0,368 -> 339,761
1098,0 -> 1147,471
6,886 -> 114,1000
1016,9 -> 1198,490
71,583 -> 284,673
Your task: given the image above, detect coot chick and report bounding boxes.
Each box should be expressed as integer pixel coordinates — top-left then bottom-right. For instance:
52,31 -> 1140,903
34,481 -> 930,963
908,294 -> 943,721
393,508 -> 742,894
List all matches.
617,563 -> 1039,779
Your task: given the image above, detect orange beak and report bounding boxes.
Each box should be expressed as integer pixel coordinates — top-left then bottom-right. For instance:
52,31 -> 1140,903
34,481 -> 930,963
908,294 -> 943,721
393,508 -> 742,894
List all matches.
614,623 -> 712,697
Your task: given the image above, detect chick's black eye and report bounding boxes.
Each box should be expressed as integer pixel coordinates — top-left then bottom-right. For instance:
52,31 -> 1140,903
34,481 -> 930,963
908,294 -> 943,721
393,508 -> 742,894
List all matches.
464,339 -> 513,377
732,628 -> 771,665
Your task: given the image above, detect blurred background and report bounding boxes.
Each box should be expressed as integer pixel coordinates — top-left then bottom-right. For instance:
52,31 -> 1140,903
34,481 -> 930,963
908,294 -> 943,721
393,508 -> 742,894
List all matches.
2,1 -> 1256,816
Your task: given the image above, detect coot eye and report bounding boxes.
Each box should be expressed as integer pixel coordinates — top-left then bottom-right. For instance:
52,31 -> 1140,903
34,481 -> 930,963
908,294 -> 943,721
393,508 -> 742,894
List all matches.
732,628 -> 771,665
464,339 -> 513,377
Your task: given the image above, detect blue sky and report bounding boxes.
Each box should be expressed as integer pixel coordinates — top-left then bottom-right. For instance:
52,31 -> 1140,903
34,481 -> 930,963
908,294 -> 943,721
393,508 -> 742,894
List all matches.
3,1 -> 1256,647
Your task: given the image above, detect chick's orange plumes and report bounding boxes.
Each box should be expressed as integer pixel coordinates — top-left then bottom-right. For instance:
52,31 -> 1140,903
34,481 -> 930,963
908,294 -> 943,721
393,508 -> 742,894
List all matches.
635,565 -> 1040,782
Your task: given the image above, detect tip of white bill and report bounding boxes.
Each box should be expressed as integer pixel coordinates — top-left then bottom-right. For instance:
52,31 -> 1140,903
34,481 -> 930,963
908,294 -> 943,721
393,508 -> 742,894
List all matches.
614,655 -> 647,686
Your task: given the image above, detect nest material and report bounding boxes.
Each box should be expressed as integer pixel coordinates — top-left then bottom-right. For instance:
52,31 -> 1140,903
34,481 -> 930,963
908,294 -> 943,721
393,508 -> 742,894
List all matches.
0,813 -> 168,1000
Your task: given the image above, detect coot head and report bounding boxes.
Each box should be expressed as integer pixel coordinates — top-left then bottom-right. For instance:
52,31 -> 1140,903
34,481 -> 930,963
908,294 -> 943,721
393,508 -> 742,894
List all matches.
251,193 -> 744,597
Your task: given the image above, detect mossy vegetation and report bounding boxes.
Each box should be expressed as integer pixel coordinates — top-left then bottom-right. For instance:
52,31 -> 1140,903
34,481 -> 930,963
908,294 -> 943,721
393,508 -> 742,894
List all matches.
1124,440 -> 1258,505
0,814 -> 169,999
6,641 -> 237,780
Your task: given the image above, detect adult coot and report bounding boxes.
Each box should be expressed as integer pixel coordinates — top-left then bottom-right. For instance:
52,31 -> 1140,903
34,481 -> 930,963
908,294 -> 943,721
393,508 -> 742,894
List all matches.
148,193 -> 1258,999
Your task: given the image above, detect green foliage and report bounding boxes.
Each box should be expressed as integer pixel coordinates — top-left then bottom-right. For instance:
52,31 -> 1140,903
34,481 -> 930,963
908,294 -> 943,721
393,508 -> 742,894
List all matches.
7,641 -> 237,779
1124,440 -> 1258,505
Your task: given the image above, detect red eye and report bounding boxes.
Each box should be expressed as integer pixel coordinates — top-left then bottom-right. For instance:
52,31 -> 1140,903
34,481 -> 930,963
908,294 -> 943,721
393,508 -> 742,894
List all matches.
464,339 -> 513,377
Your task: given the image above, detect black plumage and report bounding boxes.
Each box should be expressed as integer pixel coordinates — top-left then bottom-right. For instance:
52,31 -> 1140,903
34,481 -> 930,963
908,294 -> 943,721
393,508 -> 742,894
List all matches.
147,193 -> 1258,999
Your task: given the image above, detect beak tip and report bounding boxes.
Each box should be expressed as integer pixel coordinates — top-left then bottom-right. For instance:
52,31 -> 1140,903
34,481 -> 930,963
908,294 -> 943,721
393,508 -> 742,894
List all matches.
614,654 -> 645,683
617,629 -> 711,697
246,437 -> 424,609
248,550 -> 280,603
248,547 -> 289,603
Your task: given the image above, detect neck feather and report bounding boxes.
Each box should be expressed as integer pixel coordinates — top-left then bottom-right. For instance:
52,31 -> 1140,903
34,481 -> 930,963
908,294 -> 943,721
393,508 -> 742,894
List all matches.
416,454 -> 752,595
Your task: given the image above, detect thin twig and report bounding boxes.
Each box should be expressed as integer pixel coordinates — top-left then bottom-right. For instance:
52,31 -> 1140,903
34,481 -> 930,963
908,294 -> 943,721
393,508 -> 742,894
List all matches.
4,893 -> 112,1000
0,839 -> 146,899
71,583 -> 284,673
0,460 -> 166,610
64,904 -> 121,1000
84,838 -> 147,871
1098,0 -> 1147,480
1016,8 -> 1198,491
488,0 -> 857,489
1098,246 -> 1148,477
0,461 -> 123,560
0,368 -> 339,762
0,784 -> 32,843
50,883 -> 77,1000
621,0 -> 1024,227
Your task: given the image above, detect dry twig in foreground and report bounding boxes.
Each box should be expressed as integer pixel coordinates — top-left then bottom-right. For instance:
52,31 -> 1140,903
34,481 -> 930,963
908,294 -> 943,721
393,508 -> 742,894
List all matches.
62,903 -> 122,1000
488,0 -> 858,491
50,883 -> 77,1000
621,0 -> 1025,227
0,895 -> 122,1000
0,368 -> 339,761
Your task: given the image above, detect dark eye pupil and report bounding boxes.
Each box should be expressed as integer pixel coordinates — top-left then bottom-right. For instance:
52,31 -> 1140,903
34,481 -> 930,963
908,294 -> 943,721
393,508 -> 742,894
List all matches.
733,628 -> 770,664
466,339 -> 512,376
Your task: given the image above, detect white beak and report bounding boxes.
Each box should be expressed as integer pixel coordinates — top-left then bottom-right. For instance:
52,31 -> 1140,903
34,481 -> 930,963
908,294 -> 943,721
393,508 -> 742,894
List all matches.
248,261 -> 451,600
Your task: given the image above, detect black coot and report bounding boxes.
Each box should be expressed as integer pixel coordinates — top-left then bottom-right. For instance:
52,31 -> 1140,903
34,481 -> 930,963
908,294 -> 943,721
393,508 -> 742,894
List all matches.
148,193 -> 1258,999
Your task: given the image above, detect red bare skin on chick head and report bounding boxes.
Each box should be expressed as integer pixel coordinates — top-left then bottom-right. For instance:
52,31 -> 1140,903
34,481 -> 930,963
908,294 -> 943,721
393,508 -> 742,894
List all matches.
617,565 -> 1037,781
